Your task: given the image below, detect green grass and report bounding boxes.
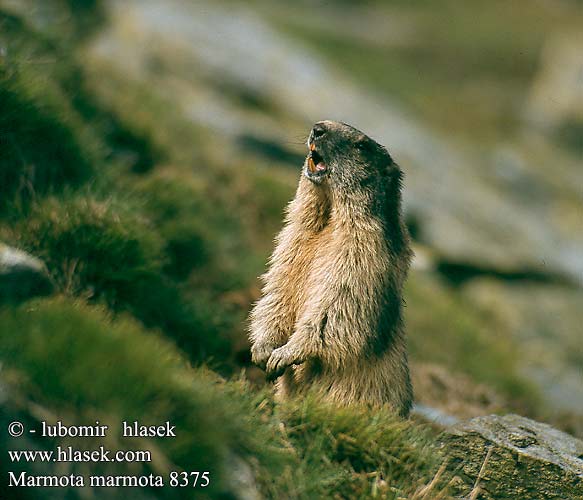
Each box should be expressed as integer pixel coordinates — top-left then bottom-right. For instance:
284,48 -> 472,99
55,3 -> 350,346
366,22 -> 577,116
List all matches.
0,298 -> 275,498
267,399 -> 447,498
0,8 -> 162,214
9,193 -> 231,364
0,298 -> 450,499
0,63 -> 99,213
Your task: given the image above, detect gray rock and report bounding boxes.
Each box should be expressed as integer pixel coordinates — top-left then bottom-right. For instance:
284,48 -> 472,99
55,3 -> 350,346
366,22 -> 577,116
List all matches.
225,452 -> 262,500
525,33 -> 583,132
0,243 -> 53,303
445,414 -> 583,500
412,403 -> 459,427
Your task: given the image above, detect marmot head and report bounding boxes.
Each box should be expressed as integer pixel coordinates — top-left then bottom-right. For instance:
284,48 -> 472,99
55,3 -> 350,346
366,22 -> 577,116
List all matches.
304,121 -> 398,192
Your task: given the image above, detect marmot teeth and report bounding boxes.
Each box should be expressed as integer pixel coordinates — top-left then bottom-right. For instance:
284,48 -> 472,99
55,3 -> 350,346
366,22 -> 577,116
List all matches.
308,151 -> 326,173
308,156 -> 317,173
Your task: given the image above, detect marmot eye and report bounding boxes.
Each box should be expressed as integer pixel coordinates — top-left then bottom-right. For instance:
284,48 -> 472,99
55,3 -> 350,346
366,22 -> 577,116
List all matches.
312,123 -> 327,139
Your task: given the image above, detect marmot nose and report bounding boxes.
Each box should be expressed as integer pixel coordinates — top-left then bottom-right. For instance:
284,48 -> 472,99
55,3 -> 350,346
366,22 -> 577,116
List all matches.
312,122 -> 327,139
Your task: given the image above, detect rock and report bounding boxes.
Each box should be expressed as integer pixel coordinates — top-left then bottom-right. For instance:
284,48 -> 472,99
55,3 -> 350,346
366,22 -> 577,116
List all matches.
445,414 -> 583,500
224,452 -> 262,500
526,33 -> 583,133
0,244 -> 53,303
413,403 -> 459,427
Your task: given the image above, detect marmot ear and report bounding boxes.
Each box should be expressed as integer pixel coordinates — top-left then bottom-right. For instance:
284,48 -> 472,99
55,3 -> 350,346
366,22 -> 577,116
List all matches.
356,134 -> 372,151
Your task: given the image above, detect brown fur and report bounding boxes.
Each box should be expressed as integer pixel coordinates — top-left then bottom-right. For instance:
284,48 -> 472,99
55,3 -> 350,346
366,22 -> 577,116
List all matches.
249,120 -> 413,417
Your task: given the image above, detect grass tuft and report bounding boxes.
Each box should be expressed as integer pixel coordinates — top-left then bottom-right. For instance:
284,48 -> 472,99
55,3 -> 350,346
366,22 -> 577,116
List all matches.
0,65 -> 98,212
12,194 -> 229,362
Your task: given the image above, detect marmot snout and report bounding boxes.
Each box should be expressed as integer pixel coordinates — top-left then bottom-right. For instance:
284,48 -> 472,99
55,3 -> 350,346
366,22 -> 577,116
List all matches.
249,120 -> 413,417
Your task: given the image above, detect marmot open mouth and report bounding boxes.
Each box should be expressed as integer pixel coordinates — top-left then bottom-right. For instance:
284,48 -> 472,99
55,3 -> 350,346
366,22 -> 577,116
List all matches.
307,148 -> 327,175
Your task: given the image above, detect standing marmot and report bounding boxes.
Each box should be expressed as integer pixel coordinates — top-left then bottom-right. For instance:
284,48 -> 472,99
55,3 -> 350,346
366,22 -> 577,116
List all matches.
249,120 -> 413,417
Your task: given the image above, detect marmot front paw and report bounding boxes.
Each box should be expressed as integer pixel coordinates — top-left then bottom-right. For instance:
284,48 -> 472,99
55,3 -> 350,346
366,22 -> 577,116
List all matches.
250,342 -> 277,369
265,345 -> 302,381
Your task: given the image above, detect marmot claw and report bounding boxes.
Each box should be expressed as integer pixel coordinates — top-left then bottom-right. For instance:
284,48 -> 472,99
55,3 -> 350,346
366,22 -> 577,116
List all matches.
265,346 -> 301,381
250,342 -> 276,369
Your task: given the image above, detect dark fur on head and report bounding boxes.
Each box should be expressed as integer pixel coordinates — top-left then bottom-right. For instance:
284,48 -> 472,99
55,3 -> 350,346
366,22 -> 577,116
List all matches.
305,121 -> 395,186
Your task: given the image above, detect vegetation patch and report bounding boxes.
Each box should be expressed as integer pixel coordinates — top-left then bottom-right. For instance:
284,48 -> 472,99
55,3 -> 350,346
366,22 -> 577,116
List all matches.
0,298 -> 275,498
0,298 -> 451,499
0,64 -> 98,213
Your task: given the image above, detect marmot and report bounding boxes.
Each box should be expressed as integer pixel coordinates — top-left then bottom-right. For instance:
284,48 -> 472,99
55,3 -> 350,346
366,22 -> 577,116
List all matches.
249,120 -> 413,417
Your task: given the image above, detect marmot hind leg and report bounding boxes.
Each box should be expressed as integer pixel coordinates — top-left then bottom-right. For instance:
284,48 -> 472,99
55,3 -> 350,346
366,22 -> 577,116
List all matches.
274,368 -> 297,402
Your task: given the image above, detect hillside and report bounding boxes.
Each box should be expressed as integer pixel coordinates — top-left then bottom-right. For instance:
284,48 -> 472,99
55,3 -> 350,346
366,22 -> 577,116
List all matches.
0,1 -> 582,498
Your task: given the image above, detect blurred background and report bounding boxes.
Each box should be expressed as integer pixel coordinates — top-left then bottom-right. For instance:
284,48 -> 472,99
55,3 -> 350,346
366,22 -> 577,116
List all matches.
0,0 -> 581,497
